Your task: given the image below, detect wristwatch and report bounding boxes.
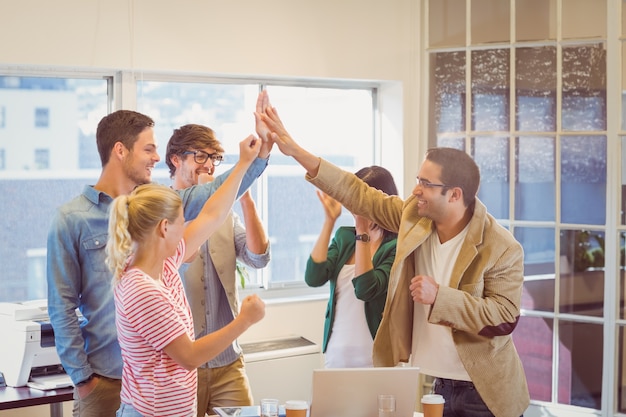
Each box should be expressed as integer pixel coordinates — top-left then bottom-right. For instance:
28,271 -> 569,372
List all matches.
355,233 -> 370,242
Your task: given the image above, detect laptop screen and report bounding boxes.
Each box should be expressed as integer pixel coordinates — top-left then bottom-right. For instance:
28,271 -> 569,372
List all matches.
310,367 -> 421,417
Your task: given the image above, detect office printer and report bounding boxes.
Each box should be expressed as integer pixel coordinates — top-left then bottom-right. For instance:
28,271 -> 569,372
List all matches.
0,299 -> 72,388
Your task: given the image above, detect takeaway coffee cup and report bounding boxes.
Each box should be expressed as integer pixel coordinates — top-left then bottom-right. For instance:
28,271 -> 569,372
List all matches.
285,400 -> 309,417
421,394 -> 445,417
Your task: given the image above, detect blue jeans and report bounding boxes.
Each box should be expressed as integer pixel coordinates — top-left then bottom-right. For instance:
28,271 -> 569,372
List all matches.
116,403 -> 144,417
432,378 -> 523,417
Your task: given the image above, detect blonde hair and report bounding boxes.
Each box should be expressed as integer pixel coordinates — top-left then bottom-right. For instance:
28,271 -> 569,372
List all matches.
106,183 -> 182,283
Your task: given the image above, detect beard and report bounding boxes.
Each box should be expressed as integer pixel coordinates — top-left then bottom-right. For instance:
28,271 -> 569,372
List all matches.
122,155 -> 152,186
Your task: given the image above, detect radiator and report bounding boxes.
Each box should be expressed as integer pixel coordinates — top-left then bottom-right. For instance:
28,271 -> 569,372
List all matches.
241,336 -> 322,404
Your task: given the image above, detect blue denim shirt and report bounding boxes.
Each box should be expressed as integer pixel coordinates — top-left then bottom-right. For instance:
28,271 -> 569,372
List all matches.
46,157 -> 268,385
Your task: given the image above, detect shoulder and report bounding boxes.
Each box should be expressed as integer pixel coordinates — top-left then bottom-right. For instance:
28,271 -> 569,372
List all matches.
334,226 -> 356,240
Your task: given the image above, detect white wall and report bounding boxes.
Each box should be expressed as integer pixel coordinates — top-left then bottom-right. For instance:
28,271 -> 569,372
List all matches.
0,1 -> 421,414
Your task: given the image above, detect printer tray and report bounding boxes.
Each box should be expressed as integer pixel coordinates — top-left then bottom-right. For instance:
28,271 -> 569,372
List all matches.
27,374 -> 73,390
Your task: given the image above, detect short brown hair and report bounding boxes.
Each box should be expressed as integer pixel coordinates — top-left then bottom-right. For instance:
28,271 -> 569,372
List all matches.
425,147 -> 480,208
96,110 -> 154,166
165,124 -> 225,178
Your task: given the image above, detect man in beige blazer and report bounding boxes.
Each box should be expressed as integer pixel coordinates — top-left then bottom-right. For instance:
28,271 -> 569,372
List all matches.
166,124 -> 271,417
258,90 -> 529,417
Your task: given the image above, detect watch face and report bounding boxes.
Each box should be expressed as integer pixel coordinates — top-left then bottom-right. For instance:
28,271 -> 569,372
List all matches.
356,233 -> 370,242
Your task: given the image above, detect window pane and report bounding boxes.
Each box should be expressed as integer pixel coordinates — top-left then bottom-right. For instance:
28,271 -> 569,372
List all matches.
516,227 -> 555,312
561,136 -> 606,225
137,82 -> 376,288
137,81 -> 265,285
513,316 -> 554,402
471,49 -> 510,132
516,47 -> 556,132
617,232 -> 626,318
264,86 -> 375,287
516,0 -> 556,41
516,226 -> 555,277
431,51 -> 466,134
429,0 -> 466,47
562,44 -> 606,131
623,136 -> 626,224
618,325 -> 626,412
137,81 -> 259,171
436,137 -> 465,150
0,76 -> 108,302
559,229 -> 604,317
471,0 -> 510,44
558,321 -> 602,409
622,44 -> 626,131
562,0 -> 606,39
516,136 -> 555,221
472,136 -> 509,219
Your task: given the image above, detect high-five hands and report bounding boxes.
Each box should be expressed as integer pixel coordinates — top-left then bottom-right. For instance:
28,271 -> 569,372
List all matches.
316,190 -> 342,222
255,90 -> 274,158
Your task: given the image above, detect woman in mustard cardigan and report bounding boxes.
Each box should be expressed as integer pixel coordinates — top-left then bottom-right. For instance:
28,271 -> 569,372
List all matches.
305,166 -> 398,368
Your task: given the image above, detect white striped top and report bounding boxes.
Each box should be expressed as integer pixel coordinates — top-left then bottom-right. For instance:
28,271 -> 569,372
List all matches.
114,239 -> 197,417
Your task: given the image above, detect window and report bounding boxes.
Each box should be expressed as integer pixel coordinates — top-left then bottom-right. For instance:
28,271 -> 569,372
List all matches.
136,79 -> 376,292
0,75 -> 109,302
427,0 -> 616,413
0,72 -> 384,303
34,107 -> 49,128
34,148 -> 49,169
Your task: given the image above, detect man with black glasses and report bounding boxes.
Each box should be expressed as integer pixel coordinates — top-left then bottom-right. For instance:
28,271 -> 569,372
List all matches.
259,89 -> 529,417
166,124 -> 271,417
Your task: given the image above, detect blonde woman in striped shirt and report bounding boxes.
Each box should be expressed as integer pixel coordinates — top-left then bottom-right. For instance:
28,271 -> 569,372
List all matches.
105,136 -> 265,417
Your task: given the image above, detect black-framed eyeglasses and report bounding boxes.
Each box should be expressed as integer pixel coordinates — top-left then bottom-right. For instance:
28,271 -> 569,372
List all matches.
415,176 -> 451,189
182,150 -> 223,166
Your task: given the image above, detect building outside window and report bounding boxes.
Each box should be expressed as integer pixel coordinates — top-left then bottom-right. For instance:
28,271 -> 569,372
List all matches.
0,75 -> 108,301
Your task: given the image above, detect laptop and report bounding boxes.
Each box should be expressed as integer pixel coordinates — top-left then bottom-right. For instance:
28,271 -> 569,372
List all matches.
310,367 -> 420,417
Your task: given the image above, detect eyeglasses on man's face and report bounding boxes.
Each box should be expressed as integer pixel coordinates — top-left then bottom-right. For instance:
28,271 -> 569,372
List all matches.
183,150 -> 223,166
415,176 -> 451,189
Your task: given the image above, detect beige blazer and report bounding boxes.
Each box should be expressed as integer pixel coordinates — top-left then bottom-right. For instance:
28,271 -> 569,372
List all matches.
307,159 -> 530,417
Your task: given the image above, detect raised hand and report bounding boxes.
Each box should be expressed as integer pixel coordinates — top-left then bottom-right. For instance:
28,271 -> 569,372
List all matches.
238,134 -> 262,165
255,90 -> 272,143
316,190 -> 341,222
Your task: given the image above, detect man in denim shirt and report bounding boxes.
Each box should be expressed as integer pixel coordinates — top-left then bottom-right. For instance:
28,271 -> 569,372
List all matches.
47,105 -> 272,417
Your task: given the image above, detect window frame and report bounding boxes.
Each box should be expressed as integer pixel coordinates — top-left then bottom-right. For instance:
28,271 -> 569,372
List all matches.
0,67 -> 403,303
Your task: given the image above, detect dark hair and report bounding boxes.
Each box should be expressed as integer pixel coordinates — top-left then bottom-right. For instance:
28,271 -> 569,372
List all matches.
165,124 -> 225,178
96,110 -> 154,167
424,147 -> 480,208
354,165 -> 399,240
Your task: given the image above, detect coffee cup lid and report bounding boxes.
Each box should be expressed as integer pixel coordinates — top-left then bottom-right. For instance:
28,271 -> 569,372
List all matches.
421,394 -> 445,404
285,400 -> 308,410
